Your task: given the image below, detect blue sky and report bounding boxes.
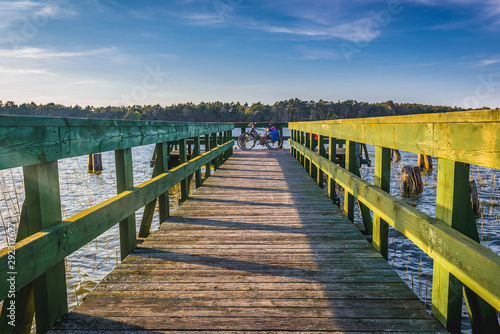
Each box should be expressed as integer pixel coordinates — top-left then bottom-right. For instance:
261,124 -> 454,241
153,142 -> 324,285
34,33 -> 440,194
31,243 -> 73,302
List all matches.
1,0 -> 499,108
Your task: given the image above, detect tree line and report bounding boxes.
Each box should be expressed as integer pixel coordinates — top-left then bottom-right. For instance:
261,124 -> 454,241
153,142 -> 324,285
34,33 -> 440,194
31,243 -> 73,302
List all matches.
0,99 -> 491,122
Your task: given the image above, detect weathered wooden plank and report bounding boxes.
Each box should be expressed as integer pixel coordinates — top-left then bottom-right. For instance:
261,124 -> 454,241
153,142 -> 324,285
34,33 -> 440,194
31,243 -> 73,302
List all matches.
46,150 -> 444,333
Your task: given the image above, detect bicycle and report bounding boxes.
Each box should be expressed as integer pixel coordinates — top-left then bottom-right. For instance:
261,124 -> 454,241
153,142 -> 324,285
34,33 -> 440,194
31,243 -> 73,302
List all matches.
237,123 -> 283,151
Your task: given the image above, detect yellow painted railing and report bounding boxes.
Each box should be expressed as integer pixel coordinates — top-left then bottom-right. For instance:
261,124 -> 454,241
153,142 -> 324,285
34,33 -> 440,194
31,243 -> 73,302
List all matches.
289,110 -> 500,333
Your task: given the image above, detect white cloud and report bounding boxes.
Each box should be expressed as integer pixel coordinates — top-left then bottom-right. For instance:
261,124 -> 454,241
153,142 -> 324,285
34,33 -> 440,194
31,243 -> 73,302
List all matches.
479,58 -> 500,66
0,46 -> 119,59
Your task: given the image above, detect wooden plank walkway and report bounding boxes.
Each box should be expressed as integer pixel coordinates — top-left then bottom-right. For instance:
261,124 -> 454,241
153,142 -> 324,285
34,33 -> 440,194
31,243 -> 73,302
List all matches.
49,150 -> 447,333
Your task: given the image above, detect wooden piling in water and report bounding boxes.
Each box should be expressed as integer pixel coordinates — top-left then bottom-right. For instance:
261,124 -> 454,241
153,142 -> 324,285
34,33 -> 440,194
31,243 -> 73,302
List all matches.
87,153 -> 103,173
469,180 -> 481,216
391,149 -> 401,162
418,154 -> 433,172
402,165 -> 424,196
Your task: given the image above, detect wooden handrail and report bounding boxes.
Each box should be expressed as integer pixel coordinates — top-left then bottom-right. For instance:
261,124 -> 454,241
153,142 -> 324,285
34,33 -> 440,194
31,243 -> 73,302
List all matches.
289,110 -> 500,333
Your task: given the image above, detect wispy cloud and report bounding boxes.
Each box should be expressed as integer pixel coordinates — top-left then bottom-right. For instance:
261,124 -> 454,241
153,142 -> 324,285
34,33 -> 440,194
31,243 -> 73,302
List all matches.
479,57 -> 500,66
0,46 -> 119,59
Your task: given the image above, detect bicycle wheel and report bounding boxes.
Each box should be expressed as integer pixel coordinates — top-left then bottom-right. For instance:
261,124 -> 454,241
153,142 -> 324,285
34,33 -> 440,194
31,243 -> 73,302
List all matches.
237,133 -> 256,150
264,134 -> 282,150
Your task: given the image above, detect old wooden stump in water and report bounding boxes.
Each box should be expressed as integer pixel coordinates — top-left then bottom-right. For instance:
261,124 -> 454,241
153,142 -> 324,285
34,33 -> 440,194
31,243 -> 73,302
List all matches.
402,165 -> 424,197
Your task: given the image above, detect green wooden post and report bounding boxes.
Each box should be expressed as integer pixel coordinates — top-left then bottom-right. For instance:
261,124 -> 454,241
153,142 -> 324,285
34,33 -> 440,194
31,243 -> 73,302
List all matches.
193,136 -> 202,188
139,145 -> 161,238
179,138 -> 189,202
219,131 -> 224,165
317,135 -> 326,189
432,159 -> 500,333
21,162 -> 68,333
328,137 -> 337,204
373,146 -> 390,260
344,140 -> 356,222
290,130 -> 295,157
205,134 -> 212,178
157,143 -> 170,223
309,133 -> 317,179
212,133 -> 218,171
300,132 -> 305,165
0,204 -> 33,334
304,133 -> 310,173
115,148 -> 136,260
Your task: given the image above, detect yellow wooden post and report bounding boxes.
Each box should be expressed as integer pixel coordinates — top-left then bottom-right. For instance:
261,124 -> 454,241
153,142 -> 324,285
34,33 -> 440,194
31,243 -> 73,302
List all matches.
115,148 -> 137,260
432,159 -> 500,333
373,146 -> 390,260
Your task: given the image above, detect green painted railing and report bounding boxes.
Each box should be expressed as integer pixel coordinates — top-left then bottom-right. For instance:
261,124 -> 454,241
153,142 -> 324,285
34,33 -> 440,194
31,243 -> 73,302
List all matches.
0,115 -> 234,333
289,110 -> 500,333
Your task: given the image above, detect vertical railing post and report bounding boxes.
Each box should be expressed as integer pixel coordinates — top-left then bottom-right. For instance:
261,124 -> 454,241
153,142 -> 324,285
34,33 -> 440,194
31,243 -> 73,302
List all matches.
290,130 -> 295,157
432,158 -> 467,332
157,143 -> 170,223
317,135 -> 326,189
432,159 -> 500,333
328,137 -> 337,204
219,131 -> 224,166
309,133 -> 316,179
212,133 -> 219,171
304,133 -> 310,173
179,138 -> 189,203
344,140 -> 356,222
300,132 -> 305,165
23,161 -> 68,333
205,134 -> 212,178
115,148 -> 137,260
193,136 -> 202,188
0,204 -> 34,334
373,146 -> 390,260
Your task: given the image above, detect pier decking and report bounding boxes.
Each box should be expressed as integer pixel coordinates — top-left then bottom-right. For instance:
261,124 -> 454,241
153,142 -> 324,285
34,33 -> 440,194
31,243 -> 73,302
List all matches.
48,150 -> 446,333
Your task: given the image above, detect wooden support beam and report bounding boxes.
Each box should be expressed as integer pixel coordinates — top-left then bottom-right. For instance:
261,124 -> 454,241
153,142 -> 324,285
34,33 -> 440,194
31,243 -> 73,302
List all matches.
157,143 -> 170,224
193,137 -> 202,188
344,141 -> 356,223
22,162 -> 68,334
205,134 -> 211,178
139,147 -> 160,238
432,159 -> 500,333
373,146 -> 390,260
179,139 -> 189,203
0,203 -> 34,334
317,135 -> 326,189
328,137 -> 338,205
115,149 -> 136,260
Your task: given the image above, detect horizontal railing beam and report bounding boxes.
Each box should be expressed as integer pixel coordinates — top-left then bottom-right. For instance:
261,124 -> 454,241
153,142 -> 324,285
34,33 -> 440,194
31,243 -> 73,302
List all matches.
289,110 -> 500,169
0,140 -> 234,300
291,139 -> 500,311
0,115 -> 233,170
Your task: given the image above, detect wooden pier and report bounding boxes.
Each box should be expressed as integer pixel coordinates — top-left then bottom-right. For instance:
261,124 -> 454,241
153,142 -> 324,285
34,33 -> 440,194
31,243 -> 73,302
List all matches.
2,112 -> 500,334
48,150 -> 445,333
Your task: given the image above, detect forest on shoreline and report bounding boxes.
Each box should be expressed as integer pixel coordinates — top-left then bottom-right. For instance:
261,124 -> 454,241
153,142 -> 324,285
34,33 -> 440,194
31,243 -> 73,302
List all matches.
0,99 -> 494,122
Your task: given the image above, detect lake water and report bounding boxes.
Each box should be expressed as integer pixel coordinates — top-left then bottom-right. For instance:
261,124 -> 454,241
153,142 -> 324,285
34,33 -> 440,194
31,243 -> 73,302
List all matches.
0,129 -> 498,332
